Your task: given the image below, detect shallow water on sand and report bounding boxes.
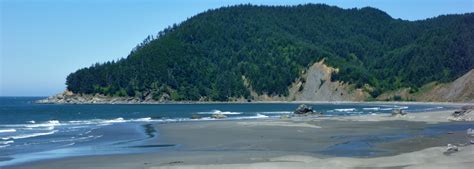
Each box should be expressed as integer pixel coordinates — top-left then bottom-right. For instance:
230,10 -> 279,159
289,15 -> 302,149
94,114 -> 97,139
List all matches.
0,97 -> 457,166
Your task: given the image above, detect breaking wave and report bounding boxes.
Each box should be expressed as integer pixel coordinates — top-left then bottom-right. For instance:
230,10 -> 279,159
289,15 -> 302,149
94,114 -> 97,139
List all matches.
197,110 -> 242,115
1,130 -> 58,140
0,129 -> 16,133
334,108 -> 356,112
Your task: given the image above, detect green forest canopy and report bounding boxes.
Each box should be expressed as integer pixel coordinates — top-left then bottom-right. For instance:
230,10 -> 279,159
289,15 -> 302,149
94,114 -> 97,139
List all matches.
66,4 -> 474,101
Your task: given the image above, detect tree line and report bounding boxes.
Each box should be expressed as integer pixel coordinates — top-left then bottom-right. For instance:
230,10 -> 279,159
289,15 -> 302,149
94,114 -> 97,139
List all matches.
66,4 -> 474,101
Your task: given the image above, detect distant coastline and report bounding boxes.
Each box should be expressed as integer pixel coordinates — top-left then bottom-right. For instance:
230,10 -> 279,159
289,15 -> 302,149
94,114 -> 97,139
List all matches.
36,91 -> 472,106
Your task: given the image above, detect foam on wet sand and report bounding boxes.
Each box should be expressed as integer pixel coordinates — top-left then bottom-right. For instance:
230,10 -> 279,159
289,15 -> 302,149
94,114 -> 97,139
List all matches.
5,109 -> 474,169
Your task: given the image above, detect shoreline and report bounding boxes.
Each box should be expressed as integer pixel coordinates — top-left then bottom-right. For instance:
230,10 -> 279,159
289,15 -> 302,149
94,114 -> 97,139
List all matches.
5,109 -> 474,169
35,91 -> 474,105
35,99 -> 473,106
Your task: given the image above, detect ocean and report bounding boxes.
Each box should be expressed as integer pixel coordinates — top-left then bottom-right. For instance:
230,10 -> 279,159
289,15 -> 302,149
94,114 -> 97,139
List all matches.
0,97 -> 454,166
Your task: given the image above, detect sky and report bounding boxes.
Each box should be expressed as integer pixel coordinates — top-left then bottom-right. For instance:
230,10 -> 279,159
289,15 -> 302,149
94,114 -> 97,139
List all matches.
1,0 -> 473,96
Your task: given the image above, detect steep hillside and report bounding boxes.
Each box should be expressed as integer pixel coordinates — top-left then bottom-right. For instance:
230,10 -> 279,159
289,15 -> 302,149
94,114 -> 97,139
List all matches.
378,69 -> 474,102
62,4 -> 474,102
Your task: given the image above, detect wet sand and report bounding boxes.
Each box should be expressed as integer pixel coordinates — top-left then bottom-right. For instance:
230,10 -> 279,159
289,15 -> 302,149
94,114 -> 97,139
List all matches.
5,110 -> 474,169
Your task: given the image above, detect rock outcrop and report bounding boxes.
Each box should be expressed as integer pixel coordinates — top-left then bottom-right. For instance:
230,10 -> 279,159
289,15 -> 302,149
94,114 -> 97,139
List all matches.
378,69 -> 474,102
294,104 -> 314,114
448,105 -> 474,121
36,90 -> 162,104
293,104 -> 322,116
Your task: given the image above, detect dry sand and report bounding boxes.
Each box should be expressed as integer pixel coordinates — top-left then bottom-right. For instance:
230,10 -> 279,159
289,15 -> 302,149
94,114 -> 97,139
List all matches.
316,110 -> 454,123
149,145 -> 474,169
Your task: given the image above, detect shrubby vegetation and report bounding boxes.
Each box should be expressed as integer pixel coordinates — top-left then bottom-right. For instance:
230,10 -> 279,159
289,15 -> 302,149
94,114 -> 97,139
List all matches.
66,4 -> 474,101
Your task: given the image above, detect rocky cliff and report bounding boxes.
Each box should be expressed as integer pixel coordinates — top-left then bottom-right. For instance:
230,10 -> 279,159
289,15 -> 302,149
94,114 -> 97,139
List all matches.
377,69 -> 474,102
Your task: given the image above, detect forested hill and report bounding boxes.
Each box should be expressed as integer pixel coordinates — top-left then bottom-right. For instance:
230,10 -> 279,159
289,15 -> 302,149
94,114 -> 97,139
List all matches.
65,4 -> 474,101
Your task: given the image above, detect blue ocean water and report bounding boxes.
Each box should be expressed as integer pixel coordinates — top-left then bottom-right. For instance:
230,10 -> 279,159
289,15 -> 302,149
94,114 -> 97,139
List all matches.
0,97 -> 454,166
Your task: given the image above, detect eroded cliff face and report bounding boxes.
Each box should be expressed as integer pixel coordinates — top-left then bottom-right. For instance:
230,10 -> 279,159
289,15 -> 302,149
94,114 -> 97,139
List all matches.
249,60 -> 370,102
422,69 -> 474,102
376,69 -> 474,102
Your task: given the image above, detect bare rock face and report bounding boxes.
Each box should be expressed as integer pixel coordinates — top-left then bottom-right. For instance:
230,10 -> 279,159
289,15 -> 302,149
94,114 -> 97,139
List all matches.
290,60 -> 369,101
245,59 -> 370,102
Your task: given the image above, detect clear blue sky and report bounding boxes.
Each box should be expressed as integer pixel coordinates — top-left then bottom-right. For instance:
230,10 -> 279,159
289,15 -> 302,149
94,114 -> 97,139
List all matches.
1,0 -> 473,96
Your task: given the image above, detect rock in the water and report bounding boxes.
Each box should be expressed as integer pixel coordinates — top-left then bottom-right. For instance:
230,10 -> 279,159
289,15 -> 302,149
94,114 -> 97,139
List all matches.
391,109 -> 407,117
211,114 -> 227,119
190,114 -> 202,119
444,144 -> 459,155
294,104 -> 314,114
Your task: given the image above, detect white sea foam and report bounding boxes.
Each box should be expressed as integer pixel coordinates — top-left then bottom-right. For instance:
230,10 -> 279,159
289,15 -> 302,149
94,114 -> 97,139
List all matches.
60,142 -> 76,147
259,111 -> 292,114
0,140 -> 14,145
132,117 -> 153,122
27,120 -> 36,124
0,129 -> 16,133
418,106 -> 444,111
50,135 -> 99,143
47,120 -> 60,125
198,110 -> 242,115
334,108 -> 356,112
239,113 -> 269,119
362,107 -> 380,111
345,111 -> 363,114
394,106 -> 409,109
24,120 -> 61,128
102,118 -> 126,124
1,130 -> 58,140
68,117 -> 161,126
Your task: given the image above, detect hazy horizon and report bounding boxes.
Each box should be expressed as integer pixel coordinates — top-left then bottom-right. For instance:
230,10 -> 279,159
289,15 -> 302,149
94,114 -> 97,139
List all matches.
1,0 -> 473,96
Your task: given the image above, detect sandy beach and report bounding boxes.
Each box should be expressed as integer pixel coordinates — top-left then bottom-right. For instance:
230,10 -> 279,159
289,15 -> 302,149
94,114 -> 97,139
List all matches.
4,109 -> 474,169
